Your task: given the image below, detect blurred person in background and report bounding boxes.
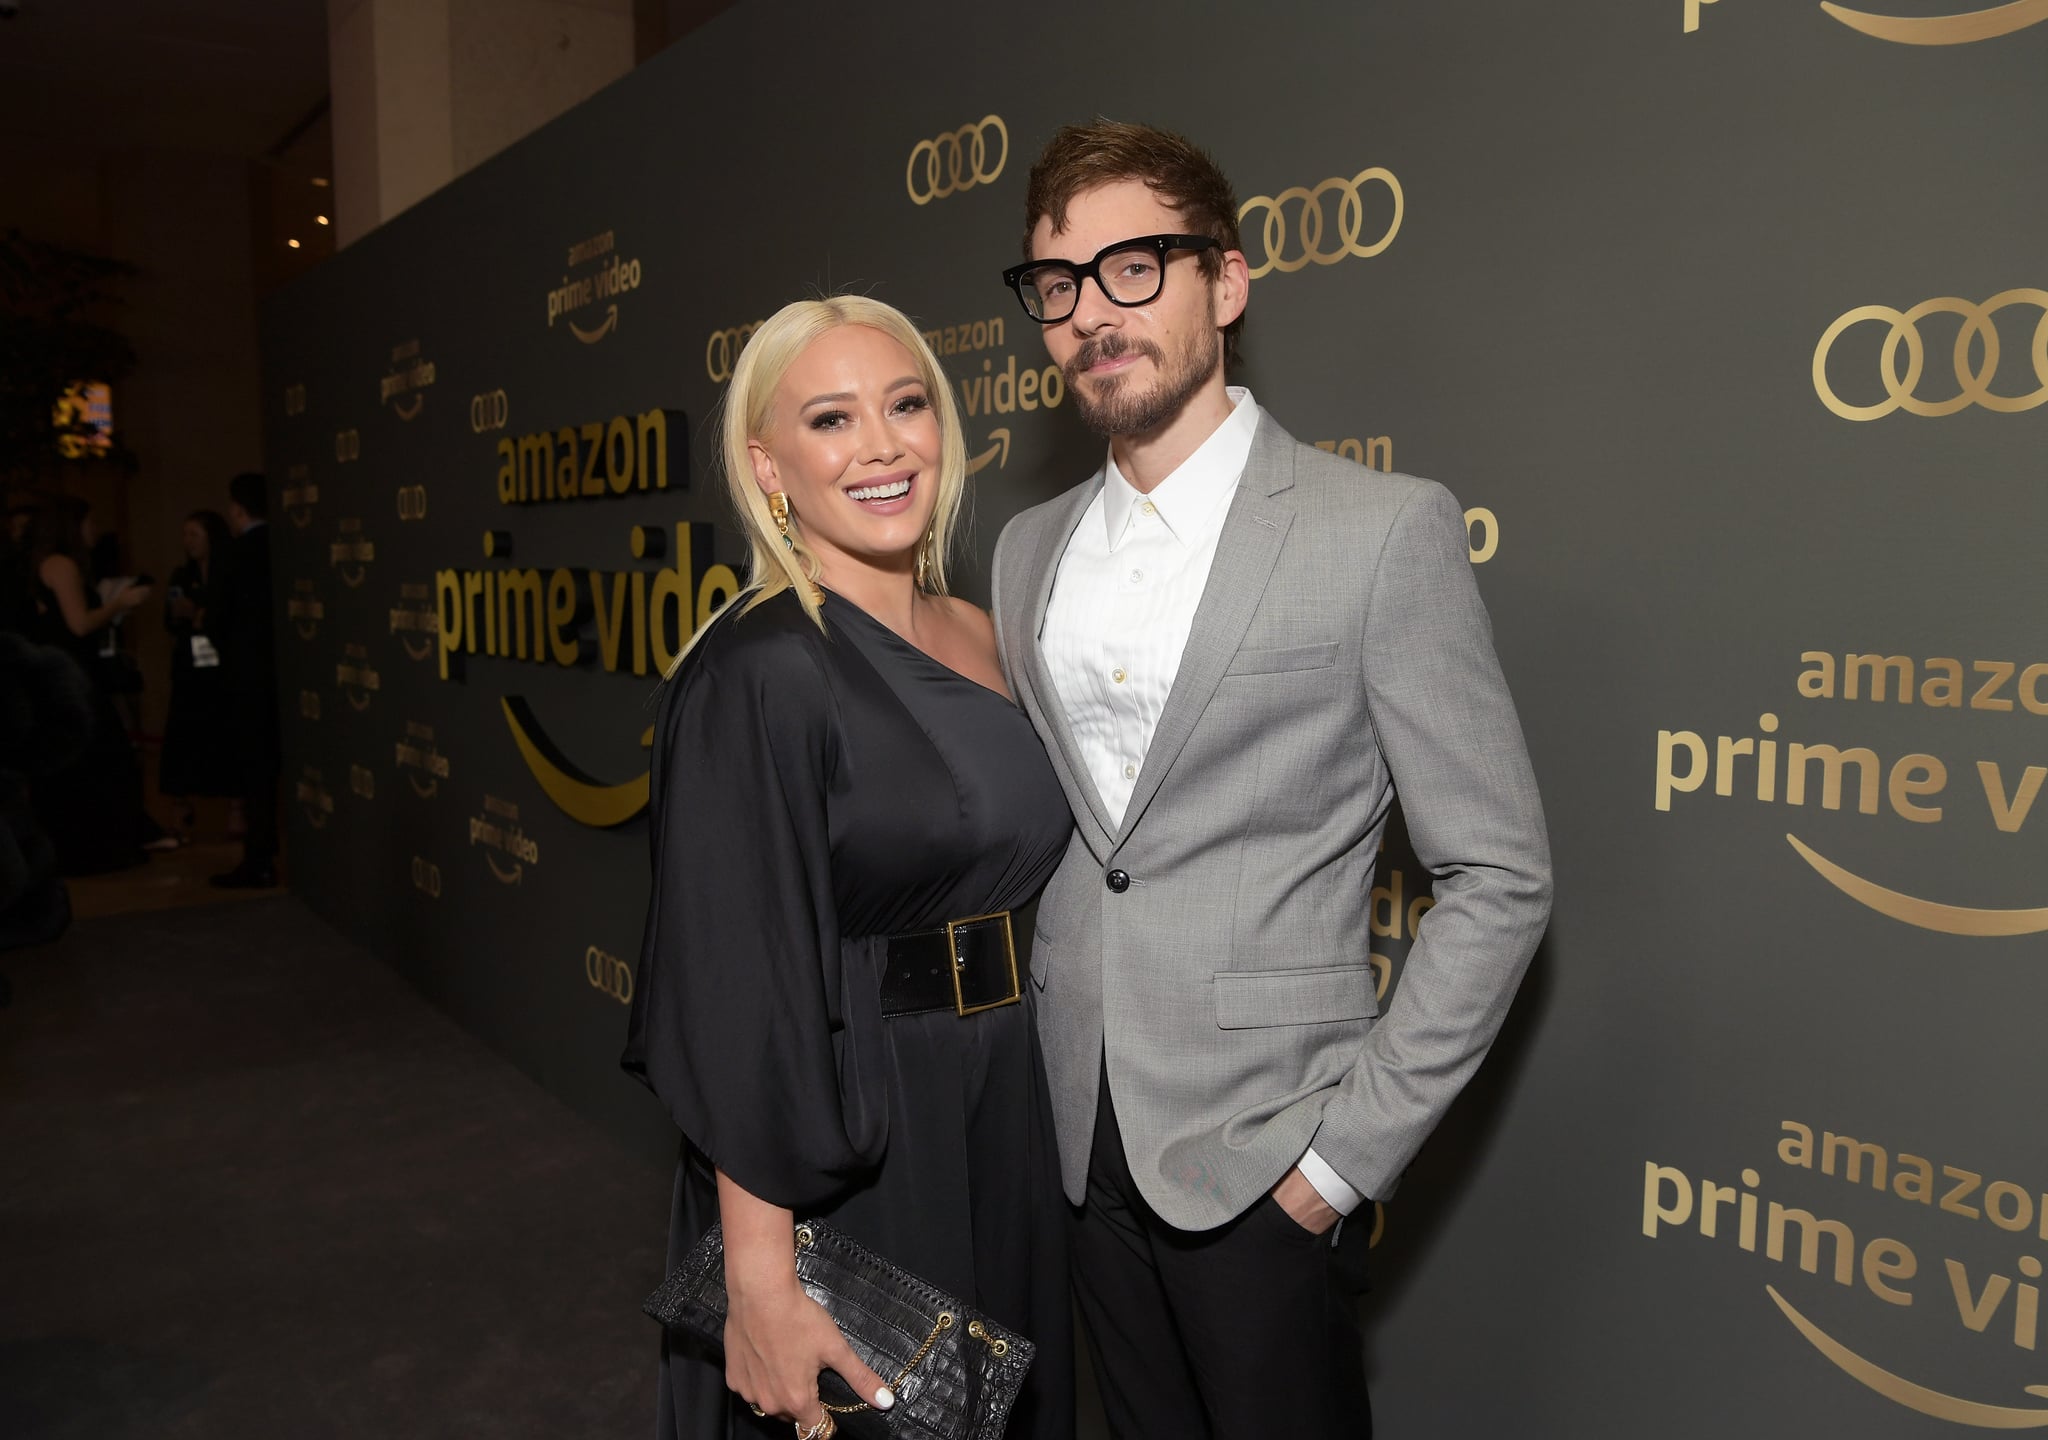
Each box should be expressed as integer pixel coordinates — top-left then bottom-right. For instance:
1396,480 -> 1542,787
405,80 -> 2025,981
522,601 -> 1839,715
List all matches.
1,500 -> 38,634
160,509 -> 238,841
22,494 -> 161,874
86,523 -> 147,733
210,473 -> 279,889
0,628 -> 92,956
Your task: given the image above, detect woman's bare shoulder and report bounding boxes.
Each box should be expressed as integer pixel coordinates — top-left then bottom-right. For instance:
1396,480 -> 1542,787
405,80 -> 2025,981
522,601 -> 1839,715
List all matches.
938,593 -> 996,641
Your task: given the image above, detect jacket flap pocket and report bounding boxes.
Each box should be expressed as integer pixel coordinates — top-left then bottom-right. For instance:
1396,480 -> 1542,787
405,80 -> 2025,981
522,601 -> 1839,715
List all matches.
1026,932 -> 1051,991
1214,963 -> 1380,1029
1223,641 -> 1340,676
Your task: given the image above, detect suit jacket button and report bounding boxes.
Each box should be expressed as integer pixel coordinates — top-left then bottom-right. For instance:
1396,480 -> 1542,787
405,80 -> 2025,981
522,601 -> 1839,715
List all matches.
1106,869 -> 1130,893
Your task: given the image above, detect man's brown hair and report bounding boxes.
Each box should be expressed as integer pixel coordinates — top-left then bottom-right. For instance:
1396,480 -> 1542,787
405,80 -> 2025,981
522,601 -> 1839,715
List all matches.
1022,119 -> 1244,360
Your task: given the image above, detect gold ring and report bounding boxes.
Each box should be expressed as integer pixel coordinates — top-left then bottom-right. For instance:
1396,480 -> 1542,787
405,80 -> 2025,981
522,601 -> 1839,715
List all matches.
747,1402 -> 764,1417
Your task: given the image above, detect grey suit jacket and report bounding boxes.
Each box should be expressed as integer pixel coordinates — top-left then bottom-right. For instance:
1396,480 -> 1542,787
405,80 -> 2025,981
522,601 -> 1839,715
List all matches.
991,409 -> 1552,1231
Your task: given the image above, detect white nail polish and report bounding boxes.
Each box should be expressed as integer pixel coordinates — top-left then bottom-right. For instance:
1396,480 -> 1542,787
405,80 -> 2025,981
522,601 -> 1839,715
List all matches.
874,1385 -> 895,1410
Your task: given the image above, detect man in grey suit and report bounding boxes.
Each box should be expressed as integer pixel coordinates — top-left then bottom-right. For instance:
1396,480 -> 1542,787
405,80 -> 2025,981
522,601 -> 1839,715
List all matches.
991,121 -> 1552,1437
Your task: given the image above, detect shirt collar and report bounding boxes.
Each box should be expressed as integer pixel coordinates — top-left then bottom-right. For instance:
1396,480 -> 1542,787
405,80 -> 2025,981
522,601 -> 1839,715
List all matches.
1101,387 -> 1258,549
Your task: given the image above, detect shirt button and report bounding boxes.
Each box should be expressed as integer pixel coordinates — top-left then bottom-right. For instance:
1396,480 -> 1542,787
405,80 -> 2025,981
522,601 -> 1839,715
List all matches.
1111,667 -> 1126,684
1106,869 -> 1130,893
1123,764 -> 1136,780
1128,569 -> 1143,584
1141,502 -> 1156,516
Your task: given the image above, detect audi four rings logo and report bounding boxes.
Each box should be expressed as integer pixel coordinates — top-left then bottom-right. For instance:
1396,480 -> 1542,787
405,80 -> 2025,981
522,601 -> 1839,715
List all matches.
705,322 -> 763,383
1237,167 -> 1405,280
1813,289 -> 2048,421
411,856 -> 442,898
469,389 -> 509,433
905,115 -> 1007,206
585,945 -> 633,1004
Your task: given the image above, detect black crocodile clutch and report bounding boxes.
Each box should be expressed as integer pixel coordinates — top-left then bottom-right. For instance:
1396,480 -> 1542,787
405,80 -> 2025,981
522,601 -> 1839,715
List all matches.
644,1218 -> 1035,1439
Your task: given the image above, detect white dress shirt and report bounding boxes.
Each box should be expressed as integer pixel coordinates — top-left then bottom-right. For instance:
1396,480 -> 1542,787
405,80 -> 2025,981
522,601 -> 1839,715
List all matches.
1040,386 -> 1365,1219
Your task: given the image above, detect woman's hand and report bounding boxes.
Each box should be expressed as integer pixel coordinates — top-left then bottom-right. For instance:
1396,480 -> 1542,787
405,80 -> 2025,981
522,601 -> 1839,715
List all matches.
716,1169 -> 893,1431
117,584 -> 153,611
724,1273 -> 889,1428
39,554 -> 131,637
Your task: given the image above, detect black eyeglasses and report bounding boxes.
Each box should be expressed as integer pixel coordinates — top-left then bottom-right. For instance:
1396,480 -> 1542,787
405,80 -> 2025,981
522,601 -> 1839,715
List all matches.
1002,234 -> 1222,324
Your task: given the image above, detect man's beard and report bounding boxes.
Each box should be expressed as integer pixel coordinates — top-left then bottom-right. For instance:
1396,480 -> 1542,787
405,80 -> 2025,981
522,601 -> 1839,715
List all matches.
1062,326 -> 1220,440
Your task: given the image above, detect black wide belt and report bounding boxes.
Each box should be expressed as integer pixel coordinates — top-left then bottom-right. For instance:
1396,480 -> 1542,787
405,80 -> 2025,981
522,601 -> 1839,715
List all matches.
879,910 -> 1021,1018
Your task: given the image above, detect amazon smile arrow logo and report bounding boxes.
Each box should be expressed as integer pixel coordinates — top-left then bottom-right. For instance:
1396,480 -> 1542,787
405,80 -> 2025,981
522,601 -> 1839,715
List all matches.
570,303 -> 618,344
500,696 -> 650,827
1821,0 -> 2048,44
1786,834 -> 2048,937
968,427 -> 1011,476
1769,1285 -> 2048,1427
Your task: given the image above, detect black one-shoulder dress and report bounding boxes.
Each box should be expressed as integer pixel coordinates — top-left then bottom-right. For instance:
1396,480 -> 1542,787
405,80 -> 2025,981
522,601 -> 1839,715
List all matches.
622,589 -> 1076,1440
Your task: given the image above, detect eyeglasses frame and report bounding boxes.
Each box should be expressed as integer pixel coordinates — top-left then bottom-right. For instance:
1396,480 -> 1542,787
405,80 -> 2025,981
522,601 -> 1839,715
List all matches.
1001,233 -> 1224,325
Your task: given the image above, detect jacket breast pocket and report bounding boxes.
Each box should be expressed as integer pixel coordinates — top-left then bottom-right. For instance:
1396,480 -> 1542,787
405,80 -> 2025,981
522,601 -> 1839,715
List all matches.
1222,641 -> 1340,676
1214,963 -> 1379,1029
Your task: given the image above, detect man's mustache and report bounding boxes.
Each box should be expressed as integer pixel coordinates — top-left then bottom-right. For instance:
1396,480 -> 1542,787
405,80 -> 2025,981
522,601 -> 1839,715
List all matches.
1066,333 -> 1164,381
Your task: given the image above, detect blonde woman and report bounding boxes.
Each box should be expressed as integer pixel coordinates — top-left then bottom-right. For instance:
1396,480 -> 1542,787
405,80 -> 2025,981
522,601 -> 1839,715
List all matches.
623,297 -> 1074,1440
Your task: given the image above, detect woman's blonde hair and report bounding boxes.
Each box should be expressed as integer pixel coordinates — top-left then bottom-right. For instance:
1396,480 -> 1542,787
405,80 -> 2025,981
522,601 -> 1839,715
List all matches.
706,295 -> 968,646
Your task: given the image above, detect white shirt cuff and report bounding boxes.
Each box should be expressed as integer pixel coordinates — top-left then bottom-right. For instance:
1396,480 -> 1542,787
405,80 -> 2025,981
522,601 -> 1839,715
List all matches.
1298,1145 -> 1365,1216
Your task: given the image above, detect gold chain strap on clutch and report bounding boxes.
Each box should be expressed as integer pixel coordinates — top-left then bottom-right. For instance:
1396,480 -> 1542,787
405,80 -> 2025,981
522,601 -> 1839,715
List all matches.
798,1223 -> 1008,1415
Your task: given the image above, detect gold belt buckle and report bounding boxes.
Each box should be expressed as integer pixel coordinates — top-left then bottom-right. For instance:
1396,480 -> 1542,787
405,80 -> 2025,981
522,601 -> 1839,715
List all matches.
945,910 -> 1020,1017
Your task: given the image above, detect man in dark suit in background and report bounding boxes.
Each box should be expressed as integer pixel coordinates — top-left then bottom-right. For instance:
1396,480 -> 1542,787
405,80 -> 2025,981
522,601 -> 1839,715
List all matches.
211,472 -> 279,889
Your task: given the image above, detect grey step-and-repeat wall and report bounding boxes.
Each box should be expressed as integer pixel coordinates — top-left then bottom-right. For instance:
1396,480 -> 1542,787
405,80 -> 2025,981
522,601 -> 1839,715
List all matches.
259,2 -> 2047,1433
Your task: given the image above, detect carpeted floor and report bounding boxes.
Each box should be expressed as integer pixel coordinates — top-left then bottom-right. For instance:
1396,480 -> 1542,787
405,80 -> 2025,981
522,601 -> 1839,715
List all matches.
0,896 -> 669,1438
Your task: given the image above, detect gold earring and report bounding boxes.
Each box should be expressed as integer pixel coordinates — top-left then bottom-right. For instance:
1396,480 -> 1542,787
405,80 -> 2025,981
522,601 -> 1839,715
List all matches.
766,492 -> 793,550
914,533 -> 936,591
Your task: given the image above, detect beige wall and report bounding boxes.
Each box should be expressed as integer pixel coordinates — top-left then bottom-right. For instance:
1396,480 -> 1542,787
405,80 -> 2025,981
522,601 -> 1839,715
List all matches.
328,0 -> 633,245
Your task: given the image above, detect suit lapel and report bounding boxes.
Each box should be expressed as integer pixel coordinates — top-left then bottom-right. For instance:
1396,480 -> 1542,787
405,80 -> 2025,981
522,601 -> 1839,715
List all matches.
1116,413 -> 1298,843
1016,477 -> 1119,848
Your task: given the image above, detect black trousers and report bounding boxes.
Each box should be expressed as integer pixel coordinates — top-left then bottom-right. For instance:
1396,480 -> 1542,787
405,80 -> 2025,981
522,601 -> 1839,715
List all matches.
235,722 -> 279,868
1072,1070 -> 1372,1439
241,761 -> 278,867
232,689 -> 280,869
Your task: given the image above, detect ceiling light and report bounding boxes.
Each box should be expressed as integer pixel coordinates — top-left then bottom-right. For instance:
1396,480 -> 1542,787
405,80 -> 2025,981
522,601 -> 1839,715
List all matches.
315,215 -> 329,225
311,177 -> 330,187
288,239 -> 301,249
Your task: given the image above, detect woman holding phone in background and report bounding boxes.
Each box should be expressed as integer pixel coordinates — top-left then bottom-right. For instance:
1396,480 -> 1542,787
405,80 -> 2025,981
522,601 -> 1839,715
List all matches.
24,495 -> 157,873
161,509 -> 239,840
